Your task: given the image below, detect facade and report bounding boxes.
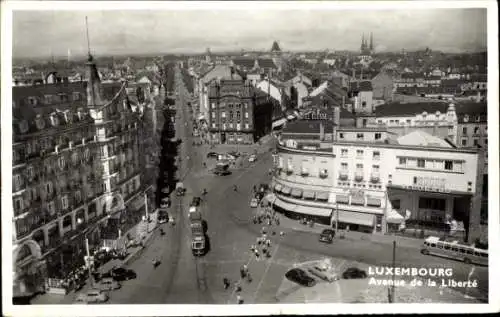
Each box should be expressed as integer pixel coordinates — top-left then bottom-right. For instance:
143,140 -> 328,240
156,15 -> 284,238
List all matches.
12,55 -> 151,297
371,71 -> 394,101
349,81 -> 374,114
272,115 -> 483,242
207,79 -> 274,144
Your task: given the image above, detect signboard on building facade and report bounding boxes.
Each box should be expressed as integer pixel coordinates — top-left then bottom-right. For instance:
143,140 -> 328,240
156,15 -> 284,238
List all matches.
414,176 -> 450,193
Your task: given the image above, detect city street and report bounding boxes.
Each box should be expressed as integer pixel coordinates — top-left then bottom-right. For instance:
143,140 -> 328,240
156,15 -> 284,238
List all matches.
90,63 -> 487,304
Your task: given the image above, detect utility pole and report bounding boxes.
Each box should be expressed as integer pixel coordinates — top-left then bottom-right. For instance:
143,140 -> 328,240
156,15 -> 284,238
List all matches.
335,203 -> 339,233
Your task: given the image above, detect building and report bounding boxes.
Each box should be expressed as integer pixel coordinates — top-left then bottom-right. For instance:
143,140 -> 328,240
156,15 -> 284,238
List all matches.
371,71 -> 394,101
12,55 -> 152,297
207,79 -> 275,144
271,111 -> 484,242
348,81 -> 374,114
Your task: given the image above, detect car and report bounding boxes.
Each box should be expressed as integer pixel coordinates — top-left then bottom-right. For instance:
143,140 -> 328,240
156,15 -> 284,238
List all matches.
96,277 -> 121,291
109,267 -> 137,281
191,197 -> 202,207
206,152 -> 218,159
342,267 -> 368,279
250,198 -> 259,208
285,268 -> 317,287
158,210 -> 169,224
75,289 -> 108,304
248,154 -> 257,163
319,229 -> 335,243
214,169 -> 231,176
307,264 -> 339,283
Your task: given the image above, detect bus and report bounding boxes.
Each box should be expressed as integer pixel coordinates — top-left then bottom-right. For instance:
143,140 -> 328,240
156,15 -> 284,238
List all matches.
420,236 -> 488,266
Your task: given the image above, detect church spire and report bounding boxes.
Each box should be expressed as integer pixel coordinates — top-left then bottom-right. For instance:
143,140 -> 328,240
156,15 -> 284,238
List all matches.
361,33 -> 366,52
85,16 -> 103,107
370,32 -> 374,51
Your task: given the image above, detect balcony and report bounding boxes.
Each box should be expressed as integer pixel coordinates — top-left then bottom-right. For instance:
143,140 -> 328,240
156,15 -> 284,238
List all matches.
370,172 -> 380,183
354,171 -> 364,182
300,168 -> 309,177
286,167 -> 294,175
338,171 -> 349,180
319,170 -> 328,179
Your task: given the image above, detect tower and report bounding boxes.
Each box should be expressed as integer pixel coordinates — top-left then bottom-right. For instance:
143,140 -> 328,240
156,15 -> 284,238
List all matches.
369,32 -> 374,53
360,33 -> 366,53
85,16 -> 103,108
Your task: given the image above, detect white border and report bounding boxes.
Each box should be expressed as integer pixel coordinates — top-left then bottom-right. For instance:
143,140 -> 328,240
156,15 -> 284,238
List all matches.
2,1 -> 499,316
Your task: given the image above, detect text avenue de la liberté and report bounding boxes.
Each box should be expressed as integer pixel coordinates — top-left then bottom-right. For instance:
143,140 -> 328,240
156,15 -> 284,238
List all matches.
367,266 -> 478,288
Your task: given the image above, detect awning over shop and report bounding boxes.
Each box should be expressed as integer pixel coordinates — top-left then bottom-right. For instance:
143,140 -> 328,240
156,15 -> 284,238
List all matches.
316,191 -> 330,201
281,186 -> 292,195
334,210 -> 376,227
351,196 -> 365,206
367,197 -> 382,207
336,195 -> 349,204
386,210 -> 405,224
303,190 -> 316,200
291,188 -> 303,198
272,118 -> 287,129
294,205 -> 333,218
273,198 -> 297,212
274,184 -> 283,192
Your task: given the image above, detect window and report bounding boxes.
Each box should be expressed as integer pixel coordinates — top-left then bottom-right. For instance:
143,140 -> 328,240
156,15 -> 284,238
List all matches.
212,123 -> 216,128
236,111 -> 241,120
485,139 -> 488,146
375,133 -> 381,140
356,163 -> 363,169
406,119 -> 411,124
339,133 -> 344,139
14,198 -> 24,213
341,163 -> 348,170
211,112 -> 215,119
341,149 -> 348,157
13,174 -> 23,191
245,123 -> 249,129
61,195 -> 69,210
462,127 -> 467,134
417,159 -> 425,168
373,151 -> 380,160
372,165 -> 380,172
245,112 -> 249,119
474,127 -> 480,134
221,112 -> 226,118
391,199 -> 401,210
362,101 -> 367,107
356,149 -> 364,157
236,123 -> 241,131
399,157 -> 406,165
461,138 -> 467,146
44,95 -> 53,104
473,139 -> 479,146
444,160 -> 453,170
75,190 -> 82,203
46,182 -> 53,195
229,111 -> 233,120
356,133 -> 364,140
419,197 -> 446,211
72,92 -> 81,101
464,115 -> 469,122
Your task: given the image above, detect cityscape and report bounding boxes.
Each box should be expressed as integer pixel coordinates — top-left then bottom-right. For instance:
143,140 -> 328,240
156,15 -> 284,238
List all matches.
4,3 -> 496,314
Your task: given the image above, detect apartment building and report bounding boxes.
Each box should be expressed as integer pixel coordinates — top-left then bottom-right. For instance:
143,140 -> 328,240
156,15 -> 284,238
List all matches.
271,113 -> 483,242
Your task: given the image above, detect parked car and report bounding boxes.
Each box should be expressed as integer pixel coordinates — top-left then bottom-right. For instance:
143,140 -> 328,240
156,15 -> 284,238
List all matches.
250,198 -> 259,208
307,264 -> 339,282
214,169 -> 231,176
248,154 -> 257,163
109,267 -> 137,281
75,289 -> 108,304
191,196 -> 202,207
96,277 -> 121,291
342,267 -> 368,279
158,210 -> 169,224
319,229 -> 335,244
206,152 -> 218,159
285,268 -> 316,287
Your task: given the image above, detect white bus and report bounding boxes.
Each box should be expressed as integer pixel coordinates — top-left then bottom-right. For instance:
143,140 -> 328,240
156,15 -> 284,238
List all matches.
420,236 -> 488,266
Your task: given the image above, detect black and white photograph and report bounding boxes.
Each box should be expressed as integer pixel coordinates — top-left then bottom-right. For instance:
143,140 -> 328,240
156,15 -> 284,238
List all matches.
2,1 -> 498,315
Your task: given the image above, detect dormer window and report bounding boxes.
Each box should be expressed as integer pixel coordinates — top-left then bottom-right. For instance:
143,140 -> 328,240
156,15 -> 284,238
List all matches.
464,115 -> 469,122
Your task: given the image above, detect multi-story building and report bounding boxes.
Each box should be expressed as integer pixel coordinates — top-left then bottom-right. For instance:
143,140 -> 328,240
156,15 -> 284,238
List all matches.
207,79 -> 274,144
271,110 -> 484,243
12,55 -> 151,297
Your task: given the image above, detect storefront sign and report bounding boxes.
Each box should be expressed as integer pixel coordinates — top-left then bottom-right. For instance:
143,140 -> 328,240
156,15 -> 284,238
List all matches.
302,145 -> 318,151
285,139 -> 298,149
414,176 -> 447,191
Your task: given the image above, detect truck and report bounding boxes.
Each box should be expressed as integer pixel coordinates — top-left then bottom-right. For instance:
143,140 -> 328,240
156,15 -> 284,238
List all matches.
189,210 -> 206,256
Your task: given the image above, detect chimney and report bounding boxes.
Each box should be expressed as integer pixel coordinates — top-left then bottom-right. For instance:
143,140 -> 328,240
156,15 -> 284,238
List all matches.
319,122 -> 325,141
334,106 -> 340,126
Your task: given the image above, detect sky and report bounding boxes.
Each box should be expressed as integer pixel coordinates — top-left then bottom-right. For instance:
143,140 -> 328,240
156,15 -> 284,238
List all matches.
12,7 -> 487,58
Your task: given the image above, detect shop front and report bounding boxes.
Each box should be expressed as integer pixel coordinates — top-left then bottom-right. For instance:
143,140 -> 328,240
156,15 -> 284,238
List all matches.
13,241 -> 46,298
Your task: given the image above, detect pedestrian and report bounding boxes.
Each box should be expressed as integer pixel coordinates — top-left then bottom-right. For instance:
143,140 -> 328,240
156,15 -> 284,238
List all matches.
276,217 -> 280,226
246,272 -> 253,283
256,237 -> 261,245
266,239 -> 271,248
237,294 -> 244,304
243,264 -> 248,275
262,247 -> 267,255
280,231 -> 285,237
253,216 -> 258,224
240,268 -> 246,279
253,185 -> 257,193
235,283 -> 242,293
223,277 -> 230,290
261,227 -> 267,235
254,249 -> 260,259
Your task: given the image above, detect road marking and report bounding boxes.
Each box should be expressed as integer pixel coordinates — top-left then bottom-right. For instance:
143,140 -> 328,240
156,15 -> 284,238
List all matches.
251,243 -> 281,303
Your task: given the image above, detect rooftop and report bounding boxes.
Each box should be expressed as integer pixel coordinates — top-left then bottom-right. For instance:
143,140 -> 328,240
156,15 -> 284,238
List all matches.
374,102 -> 450,117
397,130 -> 454,148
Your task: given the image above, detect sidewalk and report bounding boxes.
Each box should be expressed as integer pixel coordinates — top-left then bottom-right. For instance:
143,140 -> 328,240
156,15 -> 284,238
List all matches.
274,210 -> 424,250
31,210 -> 160,305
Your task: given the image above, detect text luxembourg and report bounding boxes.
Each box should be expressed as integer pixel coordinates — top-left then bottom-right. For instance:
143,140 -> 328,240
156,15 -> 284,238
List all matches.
368,266 -> 453,277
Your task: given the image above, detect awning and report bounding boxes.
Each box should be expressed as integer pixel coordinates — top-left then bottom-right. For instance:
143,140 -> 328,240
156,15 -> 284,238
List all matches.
387,210 -> 405,224
274,184 -> 283,192
351,196 -> 365,206
333,210 -> 376,227
336,195 -> 349,204
273,198 -> 297,212
291,188 -> 303,198
263,193 -> 277,204
367,197 -> 382,207
294,205 -> 333,218
281,186 -> 292,195
303,190 -> 316,199
316,191 -> 330,201
272,118 -> 287,129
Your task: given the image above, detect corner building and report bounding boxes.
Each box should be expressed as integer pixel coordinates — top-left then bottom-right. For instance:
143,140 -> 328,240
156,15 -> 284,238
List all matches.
271,113 -> 484,243
12,55 -> 149,297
